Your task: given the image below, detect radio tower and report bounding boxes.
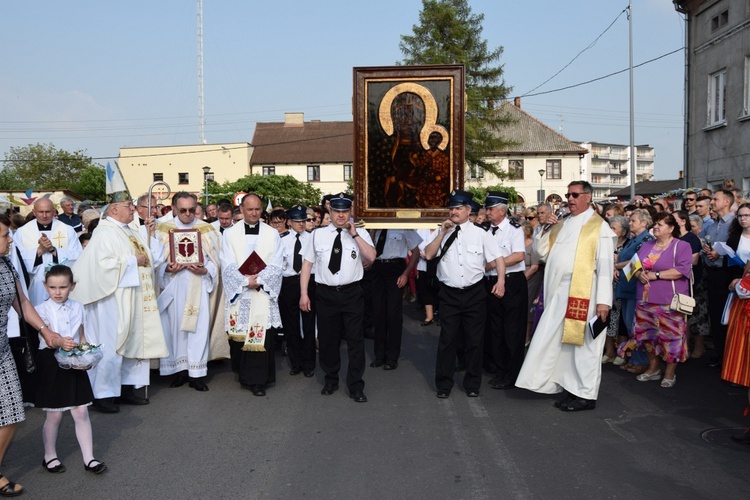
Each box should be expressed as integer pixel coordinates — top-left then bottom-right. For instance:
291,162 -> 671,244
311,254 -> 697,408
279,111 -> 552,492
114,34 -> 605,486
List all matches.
197,0 -> 206,144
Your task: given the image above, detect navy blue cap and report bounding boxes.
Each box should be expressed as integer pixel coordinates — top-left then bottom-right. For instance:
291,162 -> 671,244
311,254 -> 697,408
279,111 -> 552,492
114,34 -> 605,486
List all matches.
286,205 -> 308,222
469,201 -> 480,215
447,190 -> 473,208
484,191 -> 509,209
329,193 -> 353,211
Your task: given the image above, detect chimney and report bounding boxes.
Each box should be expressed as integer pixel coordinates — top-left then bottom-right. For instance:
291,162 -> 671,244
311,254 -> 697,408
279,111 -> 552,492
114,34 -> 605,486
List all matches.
678,170 -> 683,179
284,112 -> 304,127
513,97 -> 521,108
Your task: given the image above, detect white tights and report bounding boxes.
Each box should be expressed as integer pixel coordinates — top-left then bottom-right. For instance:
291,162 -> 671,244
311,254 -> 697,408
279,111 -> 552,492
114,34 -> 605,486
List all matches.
42,406 -> 95,465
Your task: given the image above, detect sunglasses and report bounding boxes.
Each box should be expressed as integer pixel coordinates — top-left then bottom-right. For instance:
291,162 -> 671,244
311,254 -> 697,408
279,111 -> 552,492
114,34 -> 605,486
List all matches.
686,198 -> 696,201
306,218 -> 315,222
178,207 -> 197,214
564,192 -> 586,199
525,216 -> 536,220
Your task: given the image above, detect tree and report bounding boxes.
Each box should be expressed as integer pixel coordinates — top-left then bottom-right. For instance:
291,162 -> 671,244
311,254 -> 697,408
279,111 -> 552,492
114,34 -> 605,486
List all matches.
399,0 -> 513,178
1,143 -> 98,188
69,164 -> 106,201
465,185 -> 520,207
215,174 -> 322,209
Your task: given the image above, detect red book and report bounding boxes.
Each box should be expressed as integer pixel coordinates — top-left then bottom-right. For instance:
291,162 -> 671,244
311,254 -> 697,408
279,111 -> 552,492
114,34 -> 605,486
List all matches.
238,251 -> 266,276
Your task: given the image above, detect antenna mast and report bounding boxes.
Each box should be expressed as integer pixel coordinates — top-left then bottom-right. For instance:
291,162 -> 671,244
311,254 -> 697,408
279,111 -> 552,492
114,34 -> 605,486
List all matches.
197,0 -> 206,144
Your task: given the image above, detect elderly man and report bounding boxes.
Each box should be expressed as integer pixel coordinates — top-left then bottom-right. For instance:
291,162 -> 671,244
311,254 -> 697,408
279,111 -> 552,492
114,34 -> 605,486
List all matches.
155,192 -> 220,391
57,197 -> 83,232
206,203 -> 218,220
220,194 -> 283,397
425,190 -> 505,399
15,198 -> 82,305
72,194 -> 168,412
483,191 -> 528,390
516,181 -> 615,412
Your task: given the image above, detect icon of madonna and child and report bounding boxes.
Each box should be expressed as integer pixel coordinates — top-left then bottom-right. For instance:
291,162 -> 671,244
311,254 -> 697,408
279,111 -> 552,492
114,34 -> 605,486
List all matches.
367,82 -> 453,209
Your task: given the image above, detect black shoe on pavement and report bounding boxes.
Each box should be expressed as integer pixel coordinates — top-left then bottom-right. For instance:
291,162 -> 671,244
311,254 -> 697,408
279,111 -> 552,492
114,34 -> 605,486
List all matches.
489,377 -> 514,390
170,373 -> 189,388
370,360 -> 385,368
321,383 -> 339,395
189,379 -> 209,392
559,398 -> 596,412
466,389 -> 479,397
436,389 -> 450,399
289,368 -> 301,376
92,398 -> 120,413
250,385 -> 266,397
383,362 -> 398,370
349,390 -> 367,403
303,370 -> 315,378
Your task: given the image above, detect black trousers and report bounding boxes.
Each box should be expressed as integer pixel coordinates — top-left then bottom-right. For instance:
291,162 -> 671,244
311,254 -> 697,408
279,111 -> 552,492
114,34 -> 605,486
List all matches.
229,334 -> 275,387
435,280 -> 487,392
485,272 -> 528,382
316,282 -> 366,392
279,275 -> 316,372
706,266 -> 734,360
361,269 -> 374,335
372,260 -> 406,364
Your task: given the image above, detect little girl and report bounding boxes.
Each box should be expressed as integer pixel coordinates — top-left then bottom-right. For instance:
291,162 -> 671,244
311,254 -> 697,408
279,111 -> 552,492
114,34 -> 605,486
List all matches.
35,265 -> 107,475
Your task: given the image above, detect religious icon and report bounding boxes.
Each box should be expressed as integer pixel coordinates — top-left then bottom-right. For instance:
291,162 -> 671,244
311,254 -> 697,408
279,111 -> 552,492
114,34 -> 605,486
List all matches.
353,65 -> 465,226
168,229 -> 204,265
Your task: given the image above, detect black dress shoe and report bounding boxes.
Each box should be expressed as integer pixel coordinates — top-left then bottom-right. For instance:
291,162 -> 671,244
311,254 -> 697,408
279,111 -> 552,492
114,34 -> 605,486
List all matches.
420,319 -> 434,326
383,362 -> 398,370
303,370 -> 315,378
42,457 -> 66,473
559,397 -> 596,412
436,389 -> 450,399
250,385 -> 266,397
370,360 -> 385,368
116,394 -> 149,405
321,383 -> 339,395
84,459 -> 108,475
188,379 -> 209,392
466,389 -> 479,397
349,390 -> 367,403
489,377 -> 514,390
553,392 -> 575,409
289,368 -> 302,376
170,373 -> 189,388
92,398 -> 120,413
455,363 -> 466,372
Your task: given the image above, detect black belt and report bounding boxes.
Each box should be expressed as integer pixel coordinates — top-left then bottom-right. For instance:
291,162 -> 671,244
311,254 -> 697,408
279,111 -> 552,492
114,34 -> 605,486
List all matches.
375,258 -> 404,264
487,271 -> 524,281
282,275 -> 300,280
441,280 -> 484,293
318,281 -> 361,292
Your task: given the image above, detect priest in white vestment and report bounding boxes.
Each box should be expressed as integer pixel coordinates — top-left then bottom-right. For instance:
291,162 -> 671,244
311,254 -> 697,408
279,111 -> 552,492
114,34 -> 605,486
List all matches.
16,198 -> 81,305
154,192 -> 220,391
220,194 -> 283,397
516,181 -> 615,412
72,193 -> 168,413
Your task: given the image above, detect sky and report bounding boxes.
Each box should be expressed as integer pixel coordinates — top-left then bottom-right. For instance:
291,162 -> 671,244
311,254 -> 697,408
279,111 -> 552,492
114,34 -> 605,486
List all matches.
0,0 -> 686,180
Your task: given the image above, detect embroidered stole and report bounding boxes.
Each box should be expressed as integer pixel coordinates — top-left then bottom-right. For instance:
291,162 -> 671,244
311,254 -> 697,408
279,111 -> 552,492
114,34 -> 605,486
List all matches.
550,213 -> 603,346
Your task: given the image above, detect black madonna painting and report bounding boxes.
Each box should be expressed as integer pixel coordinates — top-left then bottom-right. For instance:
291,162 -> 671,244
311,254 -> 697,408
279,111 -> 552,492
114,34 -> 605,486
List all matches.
353,65 -> 464,224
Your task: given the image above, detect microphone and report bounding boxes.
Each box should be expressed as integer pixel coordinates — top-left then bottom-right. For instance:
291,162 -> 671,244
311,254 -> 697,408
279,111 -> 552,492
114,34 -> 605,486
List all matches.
542,207 -> 569,231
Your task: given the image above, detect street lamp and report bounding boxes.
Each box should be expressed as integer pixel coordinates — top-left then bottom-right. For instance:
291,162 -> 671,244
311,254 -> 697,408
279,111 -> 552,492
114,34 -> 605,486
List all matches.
538,168 -> 545,204
202,165 -> 211,204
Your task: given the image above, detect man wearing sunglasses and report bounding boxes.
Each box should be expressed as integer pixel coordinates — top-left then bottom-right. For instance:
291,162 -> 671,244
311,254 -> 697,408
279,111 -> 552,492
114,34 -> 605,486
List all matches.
682,192 -> 698,214
154,192 -> 221,392
517,181 -> 615,412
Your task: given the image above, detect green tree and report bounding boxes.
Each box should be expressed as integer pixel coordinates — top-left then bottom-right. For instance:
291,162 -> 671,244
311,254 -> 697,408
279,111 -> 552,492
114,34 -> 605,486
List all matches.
465,185 -> 519,206
1,143 -> 99,190
399,0 -> 513,177
216,174 -> 322,209
69,164 -> 106,201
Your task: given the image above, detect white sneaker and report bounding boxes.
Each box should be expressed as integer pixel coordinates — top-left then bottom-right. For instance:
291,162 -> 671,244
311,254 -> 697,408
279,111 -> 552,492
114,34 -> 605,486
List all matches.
612,356 -> 626,366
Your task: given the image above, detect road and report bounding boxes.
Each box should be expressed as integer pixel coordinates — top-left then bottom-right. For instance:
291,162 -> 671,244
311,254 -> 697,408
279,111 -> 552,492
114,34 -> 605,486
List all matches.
6,305 -> 750,499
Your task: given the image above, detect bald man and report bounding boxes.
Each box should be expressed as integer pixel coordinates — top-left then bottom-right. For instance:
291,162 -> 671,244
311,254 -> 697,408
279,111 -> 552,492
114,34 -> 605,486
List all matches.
15,198 -> 82,304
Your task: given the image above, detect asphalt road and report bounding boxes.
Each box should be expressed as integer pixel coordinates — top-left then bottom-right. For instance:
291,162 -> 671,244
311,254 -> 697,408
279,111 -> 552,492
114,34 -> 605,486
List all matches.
5,304 -> 750,499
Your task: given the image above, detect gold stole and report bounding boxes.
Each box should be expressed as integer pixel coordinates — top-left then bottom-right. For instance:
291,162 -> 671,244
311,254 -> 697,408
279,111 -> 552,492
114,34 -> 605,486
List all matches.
550,213 -> 603,346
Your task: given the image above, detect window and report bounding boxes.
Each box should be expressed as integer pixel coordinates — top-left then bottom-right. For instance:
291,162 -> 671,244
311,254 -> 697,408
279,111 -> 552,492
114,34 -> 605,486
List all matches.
508,160 -> 524,179
153,173 -> 163,182
178,172 -> 189,185
343,164 -> 352,181
711,10 -> 728,31
307,165 -> 320,182
546,159 -> 561,179
467,166 -> 484,180
262,166 -> 275,176
708,69 -> 727,125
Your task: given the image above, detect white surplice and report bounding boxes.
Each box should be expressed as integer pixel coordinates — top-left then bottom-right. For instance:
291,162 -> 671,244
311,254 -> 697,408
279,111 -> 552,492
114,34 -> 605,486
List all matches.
516,207 -> 615,400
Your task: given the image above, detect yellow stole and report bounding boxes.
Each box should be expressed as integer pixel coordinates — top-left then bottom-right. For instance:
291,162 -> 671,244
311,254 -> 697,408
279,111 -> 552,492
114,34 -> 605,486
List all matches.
549,212 -> 603,346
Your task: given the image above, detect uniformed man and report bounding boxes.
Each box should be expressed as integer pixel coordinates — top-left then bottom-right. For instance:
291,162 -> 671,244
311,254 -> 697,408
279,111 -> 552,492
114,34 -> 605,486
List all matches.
483,191 -> 528,390
279,205 -> 316,377
424,190 -> 505,398
300,193 -> 375,403
369,228 -> 422,370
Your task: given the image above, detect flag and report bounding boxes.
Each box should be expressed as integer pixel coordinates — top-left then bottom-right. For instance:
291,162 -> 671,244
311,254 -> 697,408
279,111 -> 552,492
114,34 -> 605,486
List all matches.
266,198 -> 273,212
624,252 -> 642,281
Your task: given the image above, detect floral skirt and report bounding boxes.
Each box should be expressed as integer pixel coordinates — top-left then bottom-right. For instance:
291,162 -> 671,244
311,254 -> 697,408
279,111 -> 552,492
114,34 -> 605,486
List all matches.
721,298 -> 750,387
630,302 -> 688,363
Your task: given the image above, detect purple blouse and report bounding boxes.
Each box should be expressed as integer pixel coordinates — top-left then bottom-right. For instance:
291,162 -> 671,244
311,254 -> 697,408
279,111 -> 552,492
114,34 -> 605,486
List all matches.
636,238 -> 692,305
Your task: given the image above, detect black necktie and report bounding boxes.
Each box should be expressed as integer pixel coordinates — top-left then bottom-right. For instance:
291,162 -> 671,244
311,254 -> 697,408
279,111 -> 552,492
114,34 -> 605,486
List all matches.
328,228 -> 343,274
245,223 -> 259,235
293,233 -> 302,273
375,229 -> 387,257
491,226 -> 498,235
435,225 -> 460,263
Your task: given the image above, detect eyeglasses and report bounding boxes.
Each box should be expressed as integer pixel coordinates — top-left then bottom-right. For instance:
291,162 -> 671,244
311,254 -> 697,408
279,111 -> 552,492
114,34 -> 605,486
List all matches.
306,218 -> 315,222
178,207 -> 197,214
270,220 -> 285,226
525,216 -> 536,220
737,213 -> 750,218
564,192 -> 586,199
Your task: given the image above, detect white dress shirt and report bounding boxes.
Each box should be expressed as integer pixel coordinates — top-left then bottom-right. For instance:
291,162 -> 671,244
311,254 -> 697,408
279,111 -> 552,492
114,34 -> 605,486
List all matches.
372,229 -> 422,260
436,220 -> 502,288
302,225 -> 374,286
486,218 -> 526,276
36,298 -> 85,349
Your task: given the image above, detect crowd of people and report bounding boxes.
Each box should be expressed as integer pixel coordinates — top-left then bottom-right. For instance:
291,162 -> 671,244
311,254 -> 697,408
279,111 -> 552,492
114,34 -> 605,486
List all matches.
0,179 -> 749,495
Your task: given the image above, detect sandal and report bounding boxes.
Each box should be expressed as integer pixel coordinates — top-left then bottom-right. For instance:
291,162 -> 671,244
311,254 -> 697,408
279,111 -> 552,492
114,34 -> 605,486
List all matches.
42,457 -> 66,473
0,474 -> 23,497
660,376 -> 676,388
636,370 -> 662,381
84,459 -> 108,475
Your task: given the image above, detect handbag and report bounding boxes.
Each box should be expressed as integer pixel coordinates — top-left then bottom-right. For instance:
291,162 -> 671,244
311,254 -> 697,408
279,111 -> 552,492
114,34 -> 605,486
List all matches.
668,242 -> 695,315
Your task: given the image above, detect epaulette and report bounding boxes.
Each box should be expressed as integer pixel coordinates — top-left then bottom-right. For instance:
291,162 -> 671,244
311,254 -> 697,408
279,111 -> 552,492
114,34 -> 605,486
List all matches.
279,231 -> 290,238
509,219 -> 522,229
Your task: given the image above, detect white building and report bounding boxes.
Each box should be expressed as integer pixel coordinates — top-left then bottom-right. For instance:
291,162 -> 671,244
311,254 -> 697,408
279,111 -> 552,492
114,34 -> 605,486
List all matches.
577,141 -> 655,199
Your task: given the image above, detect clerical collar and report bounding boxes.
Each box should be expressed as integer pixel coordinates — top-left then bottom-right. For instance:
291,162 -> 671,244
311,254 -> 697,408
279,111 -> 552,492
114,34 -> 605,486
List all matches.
139,217 -> 145,226
37,221 -> 52,231
245,222 -> 259,235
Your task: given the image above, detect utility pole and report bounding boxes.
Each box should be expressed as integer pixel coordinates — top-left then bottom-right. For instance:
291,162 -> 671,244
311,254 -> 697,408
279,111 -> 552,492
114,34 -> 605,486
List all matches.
628,0 -> 636,200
